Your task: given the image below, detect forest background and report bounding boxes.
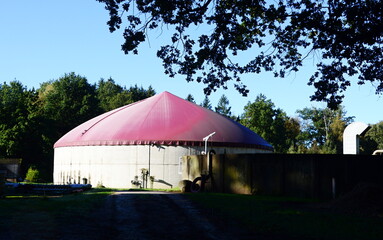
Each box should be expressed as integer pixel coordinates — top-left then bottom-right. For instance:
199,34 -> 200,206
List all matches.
1,72 -> 382,182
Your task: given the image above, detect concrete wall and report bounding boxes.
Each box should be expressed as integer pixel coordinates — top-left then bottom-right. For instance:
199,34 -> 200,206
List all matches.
183,154 -> 383,199
54,145 -> 269,189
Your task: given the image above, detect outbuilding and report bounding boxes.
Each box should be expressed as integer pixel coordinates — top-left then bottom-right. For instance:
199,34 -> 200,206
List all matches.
53,92 -> 273,188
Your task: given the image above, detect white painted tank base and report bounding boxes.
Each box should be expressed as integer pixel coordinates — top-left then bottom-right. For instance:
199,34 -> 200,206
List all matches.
53,145 -> 271,189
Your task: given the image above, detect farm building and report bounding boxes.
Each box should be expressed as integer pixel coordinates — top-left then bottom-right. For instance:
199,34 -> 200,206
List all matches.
53,91 -> 273,188
0,158 -> 21,183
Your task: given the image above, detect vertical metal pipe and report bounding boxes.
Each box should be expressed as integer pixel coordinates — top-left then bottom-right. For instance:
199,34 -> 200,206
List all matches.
332,177 -> 336,199
148,144 -> 151,176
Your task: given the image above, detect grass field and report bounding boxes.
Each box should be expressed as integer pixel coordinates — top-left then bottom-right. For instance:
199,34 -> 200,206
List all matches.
186,193 -> 383,240
1,189 -> 383,239
0,188 -> 113,239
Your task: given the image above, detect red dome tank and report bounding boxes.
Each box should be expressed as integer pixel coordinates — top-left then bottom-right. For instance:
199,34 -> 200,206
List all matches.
54,91 -> 273,151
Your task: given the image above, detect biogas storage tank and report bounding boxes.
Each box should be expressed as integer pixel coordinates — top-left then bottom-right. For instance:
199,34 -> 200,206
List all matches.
53,92 -> 273,188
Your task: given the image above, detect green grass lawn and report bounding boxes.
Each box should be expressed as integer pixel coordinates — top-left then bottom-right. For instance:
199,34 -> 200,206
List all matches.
185,193 -> 383,240
0,188 -> 113,239
2,189 -> 383,239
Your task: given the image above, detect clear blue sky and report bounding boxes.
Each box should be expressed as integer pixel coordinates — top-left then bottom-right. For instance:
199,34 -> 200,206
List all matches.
1,1 -> 381,124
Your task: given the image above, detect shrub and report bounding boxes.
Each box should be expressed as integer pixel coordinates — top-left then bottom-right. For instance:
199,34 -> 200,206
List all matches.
25,166 -> 40,183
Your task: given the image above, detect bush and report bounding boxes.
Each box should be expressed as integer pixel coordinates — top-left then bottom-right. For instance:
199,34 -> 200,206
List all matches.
25,167 -> 40,183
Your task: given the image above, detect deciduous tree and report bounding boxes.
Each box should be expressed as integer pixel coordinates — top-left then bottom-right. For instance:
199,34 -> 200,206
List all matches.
38,73 -> 101,137
361,121 -> 383,154
285,117 -> 301,152
98,0 -> 383,108
97,78 -> 128,111
127,84 -> 156,102
96,78 -> 154,111
241,94 -> 289,153
367,121 -> 383,150
296,106 -> 353,153
0,81 -> 35,156
0,81 -> 50,179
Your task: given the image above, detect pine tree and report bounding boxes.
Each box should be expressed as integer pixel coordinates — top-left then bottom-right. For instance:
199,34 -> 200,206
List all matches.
200,95 -> 212,110
215,94 -> 232,118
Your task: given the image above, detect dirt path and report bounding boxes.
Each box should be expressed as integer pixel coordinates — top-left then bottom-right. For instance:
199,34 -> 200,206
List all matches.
1,191 -> 253,240
96,191 -> 244,240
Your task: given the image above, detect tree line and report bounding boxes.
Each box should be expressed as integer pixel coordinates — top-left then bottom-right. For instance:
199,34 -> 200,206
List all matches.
1,72 -> 382,181
0,73 -> 155,181
186,93 -> 383,155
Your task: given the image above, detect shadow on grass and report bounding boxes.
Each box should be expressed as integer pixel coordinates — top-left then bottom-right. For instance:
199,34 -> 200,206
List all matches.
185,193 -> 383,240
0,188 -> 114,239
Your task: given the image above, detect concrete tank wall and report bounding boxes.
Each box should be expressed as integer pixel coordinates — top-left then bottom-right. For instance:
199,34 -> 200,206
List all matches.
54,145 -> 270,189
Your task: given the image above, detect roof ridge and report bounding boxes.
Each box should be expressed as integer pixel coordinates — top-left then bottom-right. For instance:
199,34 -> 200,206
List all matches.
135,92 -> 165,140
81,98 -> 145,136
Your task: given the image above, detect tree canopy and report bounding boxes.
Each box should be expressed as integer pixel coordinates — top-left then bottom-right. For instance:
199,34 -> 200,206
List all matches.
97,78 -> 155,111
361,121 -> 383,154
0,81 -> 36,157
98,0 -> 383,109
39,73 -> 101,137
241,94 -> 290,153
0,72 -> 379,181
296,106 -> 353,153
0,73 -> 155,181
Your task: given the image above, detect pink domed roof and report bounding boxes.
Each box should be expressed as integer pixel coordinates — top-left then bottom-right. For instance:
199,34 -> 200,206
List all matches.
54,91 -> 273,150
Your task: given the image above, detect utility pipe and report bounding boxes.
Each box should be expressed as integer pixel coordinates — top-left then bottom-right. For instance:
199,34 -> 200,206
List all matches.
343,122 -> 370,155
373,150 -> 383,155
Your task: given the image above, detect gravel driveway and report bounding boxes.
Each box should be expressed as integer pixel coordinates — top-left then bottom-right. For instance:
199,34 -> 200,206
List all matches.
91,191 -> 251,240
76,192 -> 252,240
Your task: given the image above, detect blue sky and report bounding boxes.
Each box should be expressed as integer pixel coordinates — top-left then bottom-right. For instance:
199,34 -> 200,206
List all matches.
1,1 -> 382,124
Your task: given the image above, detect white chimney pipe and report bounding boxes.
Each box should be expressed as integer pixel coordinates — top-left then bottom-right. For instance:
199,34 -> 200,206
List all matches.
343,122 -> 370,155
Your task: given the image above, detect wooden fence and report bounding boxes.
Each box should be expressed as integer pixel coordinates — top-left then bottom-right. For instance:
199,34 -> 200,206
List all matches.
182,154 -> 383,199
